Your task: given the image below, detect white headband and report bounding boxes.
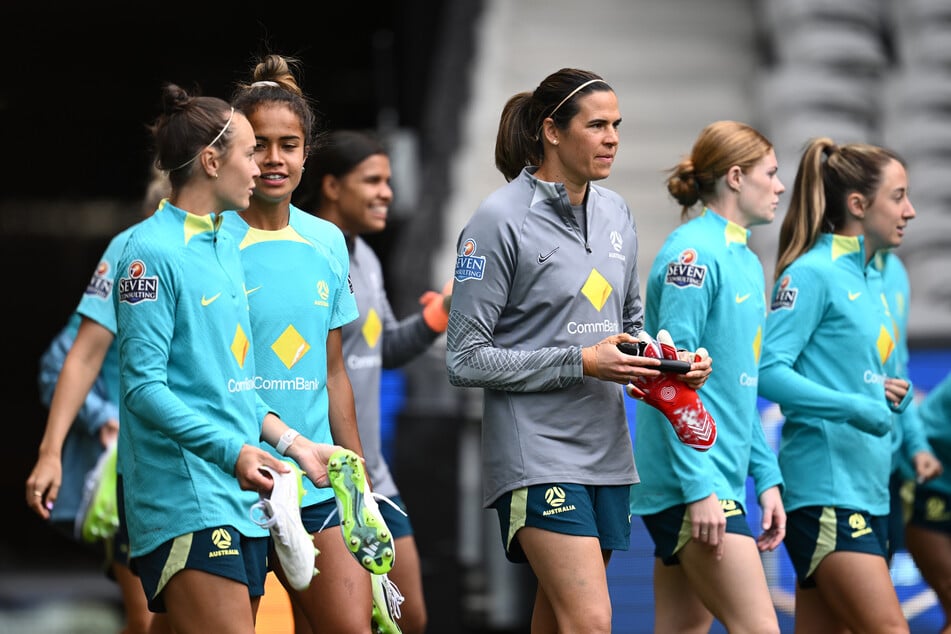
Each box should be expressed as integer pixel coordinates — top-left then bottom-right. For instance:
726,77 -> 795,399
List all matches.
171,107 -> 236,171
536,79 -> 608,141
548,79 -> 608,120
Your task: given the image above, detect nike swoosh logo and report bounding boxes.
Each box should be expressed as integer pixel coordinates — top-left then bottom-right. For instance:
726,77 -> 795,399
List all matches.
201,292 -> 222,306
245,286 -> 262,296
735,293 -> 751,304
848,291 -> 861,301
538,247 -> 559,264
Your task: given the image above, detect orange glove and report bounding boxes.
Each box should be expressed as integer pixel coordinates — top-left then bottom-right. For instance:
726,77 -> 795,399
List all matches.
420,279 -> 453,333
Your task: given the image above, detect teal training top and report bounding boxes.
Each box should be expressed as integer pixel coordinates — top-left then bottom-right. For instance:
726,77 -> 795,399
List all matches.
914,373 -> 951,496
115,202 -> 272,557
75,222 -> 137,395
630,209 -> 782,515
759,233 -> 896,516
873,251 -> 930,474
221,207 -> 358,506
37,222 -> 138,522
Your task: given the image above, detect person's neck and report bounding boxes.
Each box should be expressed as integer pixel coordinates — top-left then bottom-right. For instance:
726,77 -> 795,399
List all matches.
706,203 -> 749,229
314,207 -> 357,249
240,203 -> 290,230
533,166 -> 587,206
170,187 -> 220,217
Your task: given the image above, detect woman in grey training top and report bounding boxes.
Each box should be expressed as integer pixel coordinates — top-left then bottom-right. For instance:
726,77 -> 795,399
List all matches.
299,129 -> 454,633
446,67 -> 711,633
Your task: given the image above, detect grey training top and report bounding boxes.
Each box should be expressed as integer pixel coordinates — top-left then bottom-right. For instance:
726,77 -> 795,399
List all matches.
447,167 -> 642,506
342,235 -> 441,498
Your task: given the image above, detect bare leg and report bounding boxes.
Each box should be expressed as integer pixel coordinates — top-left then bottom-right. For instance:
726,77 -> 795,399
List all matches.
160,569 -> 256,634
290,599 -> 309,634
671,533 -> 780,634
792,584 -> 847,634
518,528 -> 612,634
276,527 -> 373,632
385,534 -> 427,634
112,561 -> 174,634
652,558 -> 713,634
906,523 -> 951,633
256,572 -> 298,633
798,551 -> 909,634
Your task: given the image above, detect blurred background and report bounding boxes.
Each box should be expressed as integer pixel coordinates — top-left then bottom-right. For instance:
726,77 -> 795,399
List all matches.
3,1 -> 949,632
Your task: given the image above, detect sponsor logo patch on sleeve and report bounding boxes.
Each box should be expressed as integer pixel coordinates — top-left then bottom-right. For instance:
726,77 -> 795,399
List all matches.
84,260 -> 114,300
454,238 -> 486,282
770,275 -> 798,311
664,248 -> 706,288
118,260 -> 159,305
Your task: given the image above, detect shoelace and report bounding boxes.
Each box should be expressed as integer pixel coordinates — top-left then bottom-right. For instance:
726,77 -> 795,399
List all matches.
378,574 -> 404,619
250,498 -> 295,545
318,491 -> 408,533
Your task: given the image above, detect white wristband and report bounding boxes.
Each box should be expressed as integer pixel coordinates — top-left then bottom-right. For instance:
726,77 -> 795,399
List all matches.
276,429 -> 301,456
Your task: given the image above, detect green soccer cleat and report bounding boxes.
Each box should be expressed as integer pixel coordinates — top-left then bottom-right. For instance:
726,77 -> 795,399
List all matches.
75,441 -> 120,543
371,573 -> 404,634
327,449 -> 395,575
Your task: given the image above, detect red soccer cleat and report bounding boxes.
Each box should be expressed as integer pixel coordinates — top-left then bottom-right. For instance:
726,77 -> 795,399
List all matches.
626,330 -> 716,451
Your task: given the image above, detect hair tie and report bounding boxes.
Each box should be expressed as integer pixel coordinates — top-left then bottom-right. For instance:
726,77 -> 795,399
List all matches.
170,107 -> 235,172
251,80 -> 279,88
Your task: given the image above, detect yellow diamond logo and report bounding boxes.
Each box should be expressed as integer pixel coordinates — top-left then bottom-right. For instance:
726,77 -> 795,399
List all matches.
271,325 -> 311,369
753,326 -> 762,364
231,324 -> 249,368
581,269 -> 612,311
363,308 -> 382,348
877,324 -> 894,365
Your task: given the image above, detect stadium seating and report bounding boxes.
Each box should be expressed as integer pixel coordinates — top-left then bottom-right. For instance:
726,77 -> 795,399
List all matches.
753,0 -> 951,341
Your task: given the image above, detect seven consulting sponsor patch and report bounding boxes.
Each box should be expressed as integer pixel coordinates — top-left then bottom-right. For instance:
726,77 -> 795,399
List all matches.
85,260 -> 114,299
664,248 -> 706,288
455,238 -> 485,282
118,260 -> 158,304
771,275 -> 798,311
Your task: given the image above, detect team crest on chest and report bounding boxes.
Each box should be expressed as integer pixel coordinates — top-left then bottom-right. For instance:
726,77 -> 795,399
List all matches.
608,230 -> 626,262
315,280 -> 330,307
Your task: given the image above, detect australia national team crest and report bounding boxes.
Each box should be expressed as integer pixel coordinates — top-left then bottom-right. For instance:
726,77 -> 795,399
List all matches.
770,275 -> 798,311
118,260 -> 159,304
455,238 -> 486,282
608,230 -> 626,262
85,260 -> 114,299
664,248 -> 706,288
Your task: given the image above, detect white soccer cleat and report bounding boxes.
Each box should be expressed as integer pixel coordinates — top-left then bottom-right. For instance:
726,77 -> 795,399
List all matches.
250,462 -> 319,591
